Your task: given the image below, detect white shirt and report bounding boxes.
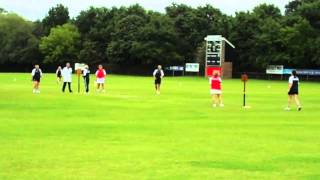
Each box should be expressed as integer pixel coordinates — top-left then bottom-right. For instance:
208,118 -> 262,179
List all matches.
62,67 -> 73,82
83,69 -> 90,76
153,69 -> 164,77
31,68 -> 43,77
289,76 -> 299,84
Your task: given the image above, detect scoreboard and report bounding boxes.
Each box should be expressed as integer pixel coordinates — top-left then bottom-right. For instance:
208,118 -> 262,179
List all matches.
205,36 -> 222,66
206,54 -> 221,66
204,35 -> 235,77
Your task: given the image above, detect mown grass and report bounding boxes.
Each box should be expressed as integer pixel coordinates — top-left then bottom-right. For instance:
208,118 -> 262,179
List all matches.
0,73 -> 319,179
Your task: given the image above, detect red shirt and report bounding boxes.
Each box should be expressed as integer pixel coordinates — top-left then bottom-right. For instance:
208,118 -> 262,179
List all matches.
96,69 -> 106,78
210,77 -> 222,90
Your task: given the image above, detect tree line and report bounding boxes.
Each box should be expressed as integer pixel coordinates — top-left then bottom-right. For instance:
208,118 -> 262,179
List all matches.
0,0 -> 319,72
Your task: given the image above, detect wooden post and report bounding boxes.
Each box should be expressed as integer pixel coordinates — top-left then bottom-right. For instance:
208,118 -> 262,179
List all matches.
77,69 -> 81,93
241,73 -> 249,108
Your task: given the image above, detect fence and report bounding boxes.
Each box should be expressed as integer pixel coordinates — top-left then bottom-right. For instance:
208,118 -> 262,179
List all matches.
233,72 -> 320,81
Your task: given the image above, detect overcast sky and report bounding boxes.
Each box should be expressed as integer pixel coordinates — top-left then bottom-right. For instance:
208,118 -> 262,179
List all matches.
0,0 -> 290,21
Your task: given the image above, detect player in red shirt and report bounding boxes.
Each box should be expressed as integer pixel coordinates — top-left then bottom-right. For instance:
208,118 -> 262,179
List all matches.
95,65 -> 106,93
209,71 -> 224,108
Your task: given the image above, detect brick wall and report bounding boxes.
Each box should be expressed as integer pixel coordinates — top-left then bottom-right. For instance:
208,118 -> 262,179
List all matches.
222,62 -> 233,79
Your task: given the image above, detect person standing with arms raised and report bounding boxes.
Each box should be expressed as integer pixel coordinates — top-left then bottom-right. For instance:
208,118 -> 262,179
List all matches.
95,65 -> 106,93
209,71 -> 224,108
153,65 -> 164,95
62,62 -> 73,93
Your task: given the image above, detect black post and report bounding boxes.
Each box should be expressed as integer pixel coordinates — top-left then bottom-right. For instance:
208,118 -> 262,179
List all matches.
243,81 -> 246,107
78,75 -> 80,93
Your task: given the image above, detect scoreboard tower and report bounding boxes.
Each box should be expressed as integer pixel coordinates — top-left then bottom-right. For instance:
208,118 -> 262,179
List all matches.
205,35 -> 235,77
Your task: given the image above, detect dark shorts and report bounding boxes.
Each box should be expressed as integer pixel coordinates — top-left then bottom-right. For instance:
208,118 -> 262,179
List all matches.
288,89 -> 298,95
33,77 -> 40,82
155,78 -> 161,85
57,71 -> 62,78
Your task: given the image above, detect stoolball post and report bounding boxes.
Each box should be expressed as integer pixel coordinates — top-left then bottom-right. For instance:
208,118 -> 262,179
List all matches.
243,81 -> 246,107
241,73 -> 248,108
77,69 -> 81,93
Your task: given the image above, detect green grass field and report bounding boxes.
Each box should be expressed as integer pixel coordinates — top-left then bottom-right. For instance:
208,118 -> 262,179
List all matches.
0,73 -> 319,179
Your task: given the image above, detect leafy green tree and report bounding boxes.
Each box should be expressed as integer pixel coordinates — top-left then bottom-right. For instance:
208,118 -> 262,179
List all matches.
285,0 -> 319,15
75,7 -> 114,64
283,0 -> 320,67
297,1 -> 320,29
166,4 -> 198,62
254,18 -> 288,68
107,14 -> 147,65
282,18 -> 320,67
2,2 -> 320,72
131,12 -> 183,65
253,3 -> 282,19
42,4 -> 70,35
229,12 -> 260,71
0,13 -> 40,64
79,41 -> 104,64
39,23 -> 80,64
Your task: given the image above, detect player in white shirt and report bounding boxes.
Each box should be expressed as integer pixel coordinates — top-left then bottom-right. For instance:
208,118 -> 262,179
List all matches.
285,70 -> 302,111
31,64 -> 43,93
83,65 -> 90,93
153,65 -> 164,95
62,62 -> 73,93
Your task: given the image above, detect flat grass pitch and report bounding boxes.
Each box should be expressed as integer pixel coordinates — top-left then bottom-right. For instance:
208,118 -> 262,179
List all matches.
0,73 -> 319,179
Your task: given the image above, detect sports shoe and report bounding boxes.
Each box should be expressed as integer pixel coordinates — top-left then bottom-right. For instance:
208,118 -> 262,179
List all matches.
212,104 -> 217,108
298,107 -> 302,111
219,104 -> 225,107
284,107 -> 291,111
